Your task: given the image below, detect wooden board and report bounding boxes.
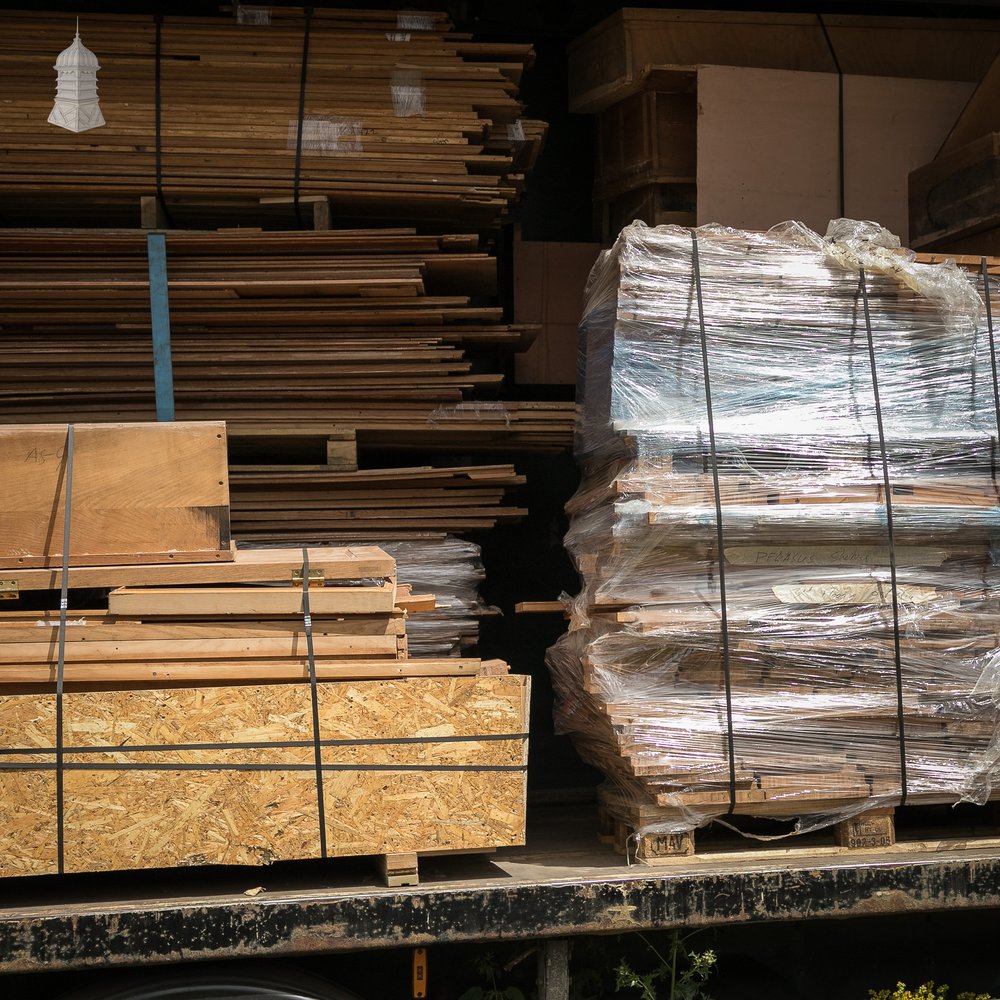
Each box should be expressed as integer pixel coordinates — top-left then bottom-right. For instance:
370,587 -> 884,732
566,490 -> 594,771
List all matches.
0,422 -> 231,568
108,582 -> 397,617
5,545 -> 393,591
0,673 -> 529,876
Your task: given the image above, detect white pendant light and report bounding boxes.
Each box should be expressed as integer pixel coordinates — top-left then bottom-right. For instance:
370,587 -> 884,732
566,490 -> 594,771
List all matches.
48,19 -> 105,133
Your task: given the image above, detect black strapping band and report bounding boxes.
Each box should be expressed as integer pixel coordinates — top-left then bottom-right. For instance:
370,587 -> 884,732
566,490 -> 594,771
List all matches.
292,6 -> 314,228
153,15 -> 174,227
55,424 -> 74,875
0,762 -> 527,774
818,15 -> 845,219
858,270 -> 908,807
691,231 -> 737,816
982,258 -> 1000,443
0,732 -> 530,757
301,547 -> 327,858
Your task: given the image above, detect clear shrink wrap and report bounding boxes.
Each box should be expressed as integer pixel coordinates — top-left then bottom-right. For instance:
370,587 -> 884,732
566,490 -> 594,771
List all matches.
550,219 -> 1000,846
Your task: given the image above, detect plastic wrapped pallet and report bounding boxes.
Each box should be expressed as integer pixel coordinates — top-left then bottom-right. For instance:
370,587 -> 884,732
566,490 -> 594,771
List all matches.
548,218 -> 1000,850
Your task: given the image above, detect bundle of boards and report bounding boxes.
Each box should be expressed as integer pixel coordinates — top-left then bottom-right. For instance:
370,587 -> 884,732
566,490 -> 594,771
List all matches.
546,220 -> 1000,858
0,421 -> 529,879
0,7 -> 546,228
0,227 -> 570,451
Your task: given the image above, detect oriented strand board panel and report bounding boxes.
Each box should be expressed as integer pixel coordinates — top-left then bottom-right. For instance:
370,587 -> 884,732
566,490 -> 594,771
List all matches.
696,67 -> 974,241
0,674 -> 529,875
0,422 -> 231,568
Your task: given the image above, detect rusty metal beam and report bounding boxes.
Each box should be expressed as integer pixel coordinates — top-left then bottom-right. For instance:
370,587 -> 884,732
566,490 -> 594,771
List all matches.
2,849 -> 1000,974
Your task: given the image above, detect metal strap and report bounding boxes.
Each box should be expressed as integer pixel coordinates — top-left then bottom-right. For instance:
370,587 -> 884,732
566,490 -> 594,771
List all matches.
858,269 -> 908,806
300,547 -> 328,858
292,7 -> 314,228
147,232 -> 175,421
55,424 -> 75,874
691,231 -> 738,815
153,15 -> 174,226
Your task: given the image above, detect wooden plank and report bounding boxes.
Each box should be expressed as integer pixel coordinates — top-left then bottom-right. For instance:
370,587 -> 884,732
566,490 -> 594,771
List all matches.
0,422 -> 231,568
0,673 -> 530,876
0,657 -> 494,684
107,582 -> 397,616
6,545 -> 394,591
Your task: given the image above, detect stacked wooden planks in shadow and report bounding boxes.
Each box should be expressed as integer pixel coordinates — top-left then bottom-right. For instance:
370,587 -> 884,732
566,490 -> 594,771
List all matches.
0,421 -> 529,878
0,7 -> 545,228
547,221 -> 1000,859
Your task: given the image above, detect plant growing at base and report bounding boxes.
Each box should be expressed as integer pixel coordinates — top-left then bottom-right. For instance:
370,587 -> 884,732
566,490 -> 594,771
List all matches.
869,982 -> 990,1000
615,931 -> 716,1000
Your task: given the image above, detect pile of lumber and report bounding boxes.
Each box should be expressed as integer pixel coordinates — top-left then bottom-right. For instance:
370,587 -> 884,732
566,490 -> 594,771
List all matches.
231,463 -> 527,539
0,228 -> 573,450
547,220 -> 1000,858
0,421 -> 529,878
0,8 -> 546,228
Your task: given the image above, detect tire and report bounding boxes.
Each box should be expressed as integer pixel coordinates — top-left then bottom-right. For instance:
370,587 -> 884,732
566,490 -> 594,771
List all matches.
53,963 -> 368,1000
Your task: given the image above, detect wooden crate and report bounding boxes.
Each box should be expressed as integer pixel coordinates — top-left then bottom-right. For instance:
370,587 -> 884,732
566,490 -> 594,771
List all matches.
909,132 -> 1000,249
568,8 -> 1000,113
0,673 -> 529,877
0,422 -> 231,569
595,88 -> 697,195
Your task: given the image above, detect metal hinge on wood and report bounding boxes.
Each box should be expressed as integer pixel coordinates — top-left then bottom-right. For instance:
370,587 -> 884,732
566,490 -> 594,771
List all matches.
0,581 -> 18,600
291,569 -> 325,587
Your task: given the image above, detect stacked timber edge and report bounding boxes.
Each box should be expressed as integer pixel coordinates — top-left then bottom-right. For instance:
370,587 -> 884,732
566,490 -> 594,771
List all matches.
0,421 -> 529,882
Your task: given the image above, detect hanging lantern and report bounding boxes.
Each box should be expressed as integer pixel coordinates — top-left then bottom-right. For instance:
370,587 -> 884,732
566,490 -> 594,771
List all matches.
48,20 -> 105,133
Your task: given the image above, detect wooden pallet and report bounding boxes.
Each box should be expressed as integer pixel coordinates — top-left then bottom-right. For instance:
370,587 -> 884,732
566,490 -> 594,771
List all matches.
599,798 -> 1000,864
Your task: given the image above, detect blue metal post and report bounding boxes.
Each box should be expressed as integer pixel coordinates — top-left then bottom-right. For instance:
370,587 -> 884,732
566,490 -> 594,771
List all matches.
147,231 -> 175,421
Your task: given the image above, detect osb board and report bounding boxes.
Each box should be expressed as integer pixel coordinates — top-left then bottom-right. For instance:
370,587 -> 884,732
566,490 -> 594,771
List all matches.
0,675 -> 529,876
0,422 -> 231,568
696,67 -> 973,241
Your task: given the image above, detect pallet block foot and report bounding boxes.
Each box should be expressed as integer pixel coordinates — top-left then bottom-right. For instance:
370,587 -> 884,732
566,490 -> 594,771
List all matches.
326,428 -> 358,470
636,830 -> 696,860
834,808 -> 896,849
140,195 -> 167,229
380,852 -> 419,888
596,807 -> 615,845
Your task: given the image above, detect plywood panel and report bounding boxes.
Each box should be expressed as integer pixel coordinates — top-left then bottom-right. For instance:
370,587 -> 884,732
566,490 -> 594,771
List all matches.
0,674 -> 529,875
696,66 -> 839,233
697,67 -> 973,241
0,422 -> 231,568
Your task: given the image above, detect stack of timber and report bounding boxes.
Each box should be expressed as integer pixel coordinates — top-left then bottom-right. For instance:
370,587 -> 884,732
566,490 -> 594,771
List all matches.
0,421 -> 529,879
0,8 -> 546,228
0,228 -> 571,452
546,219 -> 1000,860
230,464 -> 527,539
908,54 -> 1000,254
570,10 -> 998,242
